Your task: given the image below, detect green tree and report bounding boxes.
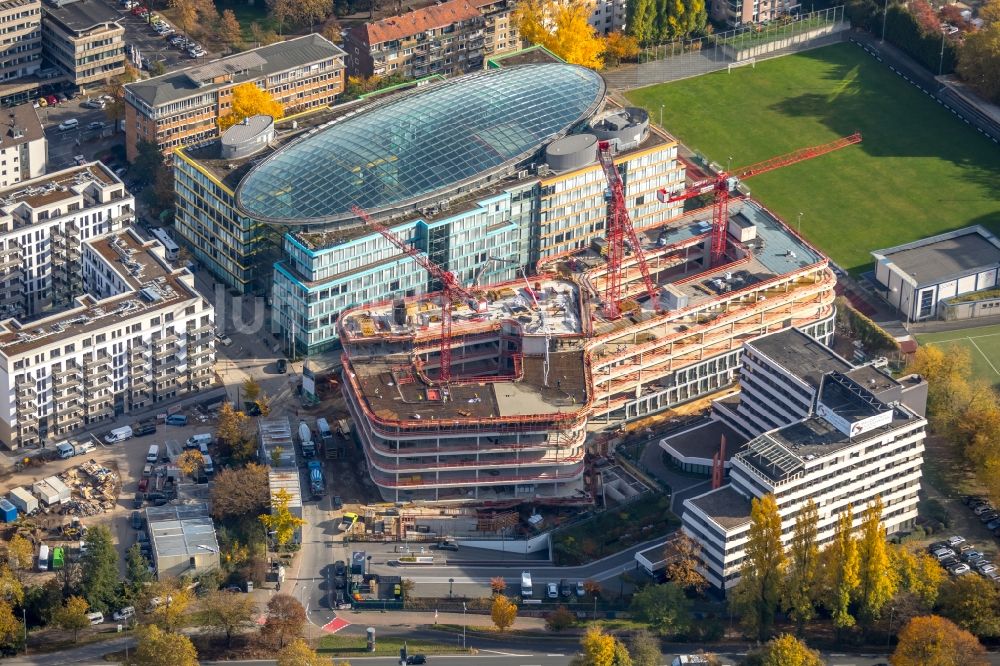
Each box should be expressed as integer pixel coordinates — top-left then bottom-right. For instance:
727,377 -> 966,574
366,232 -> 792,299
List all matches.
937,575 -> 1000,638
53,595 -> 90,642
122,544 -> 153,604
783,498 -> 820,630
265,0 -> 293,34
629,582 -> 690,636
143,579 -> 193,633
746,634 -> 823,666
625,0 -> 656,45
891,545 -> 943,609
131,139 -> 163,183
262,594 -> 306,649
200,589 -> 258,647
545,605 -> 576,632
612,639 -> 633,666
260,488 -> 306,547
102,63 -> 140,129
957,20 -> 1000,103
80,525 -> 119,614
822,505 -> 859,632
24,578 -> 63,625
130,623 -> 199,666
626,628 -> 661,666
731,494 -> 785,641
856,497 -> 896,623
891,615 -> 988,666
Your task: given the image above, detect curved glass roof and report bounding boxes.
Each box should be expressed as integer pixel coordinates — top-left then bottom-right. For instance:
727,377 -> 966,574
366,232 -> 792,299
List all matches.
235,64 -> 605,224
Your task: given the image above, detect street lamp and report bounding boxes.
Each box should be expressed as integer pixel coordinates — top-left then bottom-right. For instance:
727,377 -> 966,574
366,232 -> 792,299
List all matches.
462,602 -> 467,649
727,155 -> 733,173
887,606 -> 896,647
592,593 -> 598,620
659,104 -> 664,128
449,577 -> 454,598
797,211 -> 804,234
366,555 -> 372,577
938,29 -> 947,76
880,0 -> 889,42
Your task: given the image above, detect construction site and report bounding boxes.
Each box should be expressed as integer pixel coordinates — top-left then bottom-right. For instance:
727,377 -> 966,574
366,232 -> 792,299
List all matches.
337,134 -> 861,505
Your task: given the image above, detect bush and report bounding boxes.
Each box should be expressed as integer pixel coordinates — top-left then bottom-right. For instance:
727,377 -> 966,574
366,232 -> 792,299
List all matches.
919,498 -> 951,528
545,605 -> 576,632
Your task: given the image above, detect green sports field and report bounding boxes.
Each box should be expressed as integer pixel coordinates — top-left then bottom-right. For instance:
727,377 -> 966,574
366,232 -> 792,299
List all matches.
916,323 -> 1000,389
625,43 -> 1000,274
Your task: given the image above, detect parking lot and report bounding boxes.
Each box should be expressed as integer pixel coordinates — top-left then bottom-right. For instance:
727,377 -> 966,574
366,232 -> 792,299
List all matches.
926,495 -> 1000,584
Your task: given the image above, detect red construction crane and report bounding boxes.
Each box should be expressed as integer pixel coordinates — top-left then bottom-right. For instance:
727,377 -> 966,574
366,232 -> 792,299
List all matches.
658,132 -> 862,267
351,204 -> 474,384
596,140 -> 659,320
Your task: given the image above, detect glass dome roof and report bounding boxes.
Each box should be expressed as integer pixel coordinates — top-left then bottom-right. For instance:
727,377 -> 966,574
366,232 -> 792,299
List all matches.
235,63 -> 605,224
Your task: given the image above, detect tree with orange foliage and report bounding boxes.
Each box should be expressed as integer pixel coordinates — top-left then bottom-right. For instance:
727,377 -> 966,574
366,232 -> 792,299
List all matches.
891,615 -> 987,666
603,31 -> 640,66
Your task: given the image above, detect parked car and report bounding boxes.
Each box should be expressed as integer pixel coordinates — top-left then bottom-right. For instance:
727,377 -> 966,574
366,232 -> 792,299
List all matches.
948,563 -> 971,576
962,551 -> 985,563
965,495 -> 986,506
334,561 -> 346,576
46,95 -> 59,106
947,535 -> 967,546
559,578 -> 572,597
987,519 -> 1000,531
981,511 -> 999,523
112,606 -> 135,621
940,556 -> 959,568
957,543 -> 975,553
405,655 -> 426,665
433,541 -> 459,551
276,358 -> 288,374
131,511 -> 143,530
332,495 -> 343,510
973,505 -> 994,515
88,121 -> 105,131
546,582 -> 558,599
933,547 -> 955,560
576,581 -> 586,597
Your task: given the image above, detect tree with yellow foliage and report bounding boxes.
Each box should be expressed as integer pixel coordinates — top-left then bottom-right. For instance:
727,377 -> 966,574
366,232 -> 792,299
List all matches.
219,83 -> 284,131
276,638 -> 331,666
603,31 -> 640,66
490,595 -> 517,632
892,615 -> 987,666
260,488 -> 306,547
821,505 -> 860,633
730,494 -> 785,641
890,544 -> 943,610
856,497 -> 896,623
514,0 -> 606,69
749,634 -> 823,666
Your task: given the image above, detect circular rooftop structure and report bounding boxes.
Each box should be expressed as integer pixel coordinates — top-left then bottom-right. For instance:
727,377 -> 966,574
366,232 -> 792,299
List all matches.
234,63 -> 606,225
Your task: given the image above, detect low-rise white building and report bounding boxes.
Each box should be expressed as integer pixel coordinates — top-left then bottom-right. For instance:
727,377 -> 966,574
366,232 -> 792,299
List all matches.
681,329 -> 927,590
0,177 -> 215,449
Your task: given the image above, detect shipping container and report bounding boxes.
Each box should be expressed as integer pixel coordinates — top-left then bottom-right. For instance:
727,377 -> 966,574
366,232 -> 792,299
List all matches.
45,476 -> 71,503
52,547 -> 64,570
9,487 -> 38,514
32,480 -> 61,506
0,499 -> 16,523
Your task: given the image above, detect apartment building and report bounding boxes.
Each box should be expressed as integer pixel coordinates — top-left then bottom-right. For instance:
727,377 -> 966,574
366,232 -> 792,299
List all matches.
0,102 -> 46,188
589,0 -> 627,35
41,0 -> 124,86
123,33 -> 345,161
344,0 -> 521,79
0,169 -> 215,449
710,0 -> 801,27
0,0 -> 43,106
681,330 -> 927,589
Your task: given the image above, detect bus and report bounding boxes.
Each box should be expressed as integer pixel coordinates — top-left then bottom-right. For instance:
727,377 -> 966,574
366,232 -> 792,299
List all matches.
150,227 -> 179,261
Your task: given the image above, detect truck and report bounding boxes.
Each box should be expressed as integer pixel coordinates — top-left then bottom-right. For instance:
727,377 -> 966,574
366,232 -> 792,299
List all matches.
9,487 -> 37,514
307,460 -> 324,498
299,421 -> 315,458
57,440 -> 97,458
315,418 -> 334,451
521,572 -> 532,598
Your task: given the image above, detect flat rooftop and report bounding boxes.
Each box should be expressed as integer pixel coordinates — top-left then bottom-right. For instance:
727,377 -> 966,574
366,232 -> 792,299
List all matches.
660,419 -> 747,463
746,327 -> 852,389
0,163 -> 119,218
43,0 -> 120,32
0,229 -> 195,356
146,503 -> 219,560
126,33 -> 344,108
258,417 -> 296,468
352,350 -> 588,422
686,485 -> 752,531
874,225 -> 1000,286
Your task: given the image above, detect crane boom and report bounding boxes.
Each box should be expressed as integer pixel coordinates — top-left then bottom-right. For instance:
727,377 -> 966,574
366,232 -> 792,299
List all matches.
351,204 -> 472,383
596,140 -> 659,320
656,132 -> 862,267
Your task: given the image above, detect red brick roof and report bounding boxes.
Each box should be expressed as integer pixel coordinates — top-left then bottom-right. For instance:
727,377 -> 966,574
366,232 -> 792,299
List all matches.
355,0 -> 482,45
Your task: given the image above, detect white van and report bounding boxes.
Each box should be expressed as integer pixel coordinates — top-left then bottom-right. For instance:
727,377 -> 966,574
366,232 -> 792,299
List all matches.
37,544 -> 49,571
520,571 -> 532,597
56,441 -> 75,459
185,433 -> 212,449
202,454 -> 214,475
146,445 -> 159,463
86,611 -> 104,625
58,118 -> 79,132
105,425 -> 133,443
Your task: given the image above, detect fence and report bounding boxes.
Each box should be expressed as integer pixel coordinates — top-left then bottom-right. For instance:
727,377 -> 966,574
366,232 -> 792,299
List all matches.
602,6 -> 849,91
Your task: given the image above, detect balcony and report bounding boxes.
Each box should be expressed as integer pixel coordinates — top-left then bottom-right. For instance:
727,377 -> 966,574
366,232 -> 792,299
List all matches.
54,375 -> 82,391
15,383 -> 35,398
55,401 -> 81,418
85,376 -> 112,390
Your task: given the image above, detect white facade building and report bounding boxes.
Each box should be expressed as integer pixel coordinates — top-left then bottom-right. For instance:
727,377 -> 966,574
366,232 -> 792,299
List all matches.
872,225 -> 1000,322
588,0 -> 627,35
681,328 -> 927,589
0,169 -> 215,449
0,102 -> 46,189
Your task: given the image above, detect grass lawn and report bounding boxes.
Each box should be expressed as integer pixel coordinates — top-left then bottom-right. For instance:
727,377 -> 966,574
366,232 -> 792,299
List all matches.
625,43 -> 1000,274
916,322 -> 1000,389
214,0 -> 281,42
318,633 -> 470,657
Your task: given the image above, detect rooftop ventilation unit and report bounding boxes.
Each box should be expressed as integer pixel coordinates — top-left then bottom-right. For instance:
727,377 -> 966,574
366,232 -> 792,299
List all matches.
140,287 -> 162,302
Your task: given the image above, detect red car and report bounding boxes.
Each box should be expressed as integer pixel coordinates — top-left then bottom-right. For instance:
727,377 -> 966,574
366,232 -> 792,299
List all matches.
45,94 -> 58,106
131,5 -> 147,15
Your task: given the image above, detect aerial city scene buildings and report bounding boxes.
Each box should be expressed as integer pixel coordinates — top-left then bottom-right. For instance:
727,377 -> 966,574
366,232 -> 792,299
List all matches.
0,0 -> 997,661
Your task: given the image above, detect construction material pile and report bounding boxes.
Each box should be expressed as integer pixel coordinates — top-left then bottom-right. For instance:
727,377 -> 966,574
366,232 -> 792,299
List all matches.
59,460 -> 120,516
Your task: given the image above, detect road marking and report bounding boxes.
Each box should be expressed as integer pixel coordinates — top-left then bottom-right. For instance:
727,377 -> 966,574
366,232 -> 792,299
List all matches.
322,616 -> 350,633
545,654 -> 564,657
479,649 -> 532,656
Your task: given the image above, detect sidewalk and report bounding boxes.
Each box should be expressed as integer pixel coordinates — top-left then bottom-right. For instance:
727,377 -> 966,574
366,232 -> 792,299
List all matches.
311,609 -> 547,636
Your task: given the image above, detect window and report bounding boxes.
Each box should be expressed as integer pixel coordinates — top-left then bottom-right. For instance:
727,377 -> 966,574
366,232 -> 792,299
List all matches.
918,289 -> 934,318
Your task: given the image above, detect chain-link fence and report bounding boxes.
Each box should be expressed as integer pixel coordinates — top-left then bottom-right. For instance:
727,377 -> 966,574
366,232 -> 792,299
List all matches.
603,6 -> 849,91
